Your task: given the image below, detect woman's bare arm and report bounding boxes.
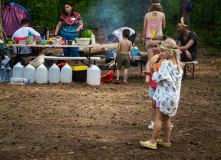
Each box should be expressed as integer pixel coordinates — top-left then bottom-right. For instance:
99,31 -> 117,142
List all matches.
55,22 -> 62,36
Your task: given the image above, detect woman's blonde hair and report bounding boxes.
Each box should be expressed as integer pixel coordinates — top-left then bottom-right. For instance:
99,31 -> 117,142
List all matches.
149,0 -> 162,12
161,38 -> 180,73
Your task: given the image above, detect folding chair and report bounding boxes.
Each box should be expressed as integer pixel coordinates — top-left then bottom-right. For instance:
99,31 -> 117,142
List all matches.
183,61 -> 198,79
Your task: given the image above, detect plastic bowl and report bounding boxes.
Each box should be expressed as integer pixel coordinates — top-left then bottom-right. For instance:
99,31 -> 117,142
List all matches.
8,40 -> 13,45
76,38 -> 90,46
29,55 -> 45,68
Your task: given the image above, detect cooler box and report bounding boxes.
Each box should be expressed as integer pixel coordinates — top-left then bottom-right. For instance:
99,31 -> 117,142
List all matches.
71,66 -> 88,81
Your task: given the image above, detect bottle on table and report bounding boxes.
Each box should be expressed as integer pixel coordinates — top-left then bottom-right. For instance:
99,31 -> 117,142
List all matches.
5,64 -> 12,83
0,63 -> 5,82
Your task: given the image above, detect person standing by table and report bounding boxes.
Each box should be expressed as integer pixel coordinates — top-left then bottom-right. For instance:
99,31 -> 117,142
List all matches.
143,0 -> 166,82
54,2 -> 83,57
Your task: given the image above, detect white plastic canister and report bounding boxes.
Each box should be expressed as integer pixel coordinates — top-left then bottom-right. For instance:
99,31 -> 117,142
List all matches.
61,63 -> 72,83
12,62 -> 24,78
36,64 -> 48,84
24,64 -> 36,83
87,65 -> 101,85
49,63 -> 60,83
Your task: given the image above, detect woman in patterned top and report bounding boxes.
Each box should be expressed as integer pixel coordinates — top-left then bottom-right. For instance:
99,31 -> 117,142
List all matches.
55,2 -> 83,57
140,38 -> 183,150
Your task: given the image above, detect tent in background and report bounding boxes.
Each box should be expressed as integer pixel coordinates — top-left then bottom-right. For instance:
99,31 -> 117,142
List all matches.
2,2 -> 33,36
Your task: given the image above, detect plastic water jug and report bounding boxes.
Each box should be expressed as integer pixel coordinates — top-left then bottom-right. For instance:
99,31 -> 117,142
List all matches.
61,63 -> 72,83
12,62 -> 24,78
87,65 -> 101,85
36,64 -> 48,84
49,63 -> 60,83
24,64 -> 36,83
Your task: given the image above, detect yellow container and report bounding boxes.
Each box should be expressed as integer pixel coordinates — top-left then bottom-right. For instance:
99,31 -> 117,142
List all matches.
71,66 -> 88,81
71,66 -> 88,71
8,40 -> 13,45
59,37 -> 62,40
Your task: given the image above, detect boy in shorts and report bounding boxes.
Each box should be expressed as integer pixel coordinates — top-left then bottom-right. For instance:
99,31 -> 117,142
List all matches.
114,29 -> 135,84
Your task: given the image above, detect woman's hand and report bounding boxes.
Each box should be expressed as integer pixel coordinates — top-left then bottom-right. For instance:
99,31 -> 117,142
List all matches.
150,64 -> 157,72
76,28 -> 81,32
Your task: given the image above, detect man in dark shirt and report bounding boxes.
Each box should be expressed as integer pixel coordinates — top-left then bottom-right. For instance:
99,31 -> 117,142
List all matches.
177,19 -> 198,62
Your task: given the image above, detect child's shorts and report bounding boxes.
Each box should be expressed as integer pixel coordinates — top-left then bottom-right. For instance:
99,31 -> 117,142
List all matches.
149,86 -> 156,98
117,54 -> 130,69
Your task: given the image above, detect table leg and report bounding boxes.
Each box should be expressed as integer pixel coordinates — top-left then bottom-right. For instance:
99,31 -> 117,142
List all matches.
89,47 -> 91,66
140,61 -> 143,73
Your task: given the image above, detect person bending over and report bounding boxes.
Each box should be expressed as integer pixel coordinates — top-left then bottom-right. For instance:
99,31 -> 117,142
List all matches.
108,27 -> 136,45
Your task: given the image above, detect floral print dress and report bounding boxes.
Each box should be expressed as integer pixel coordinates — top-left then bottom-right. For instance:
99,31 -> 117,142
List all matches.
152,60 -> 183,117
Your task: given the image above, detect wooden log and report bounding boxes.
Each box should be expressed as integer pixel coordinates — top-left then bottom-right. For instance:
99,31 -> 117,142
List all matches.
79,43 -> 118,56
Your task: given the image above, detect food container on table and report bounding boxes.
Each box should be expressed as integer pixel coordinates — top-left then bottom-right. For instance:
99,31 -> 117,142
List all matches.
29,55 -> 45,68
76,38 -> 90,46
7,40 -> 13,45
66,40 -> 72,45
19,40 -> 27,44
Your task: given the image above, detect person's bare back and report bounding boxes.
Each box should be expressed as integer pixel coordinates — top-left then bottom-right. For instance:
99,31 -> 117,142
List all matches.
118,39 -> 132,54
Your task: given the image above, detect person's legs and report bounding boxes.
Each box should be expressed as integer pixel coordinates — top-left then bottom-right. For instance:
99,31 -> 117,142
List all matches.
60,33 -> 70,57
151,99 -> 156,122
116,68 -> 120,81
162,114 -> 171,143
145,39 -> 153,82
123,69 -> 128,82
149,108 -> 163,145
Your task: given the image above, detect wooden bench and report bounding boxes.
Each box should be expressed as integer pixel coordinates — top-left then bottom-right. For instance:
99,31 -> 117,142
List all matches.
183,61 -> 198,79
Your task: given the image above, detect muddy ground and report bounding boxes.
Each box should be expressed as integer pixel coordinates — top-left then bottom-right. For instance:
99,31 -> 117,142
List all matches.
0,35 -> 221,159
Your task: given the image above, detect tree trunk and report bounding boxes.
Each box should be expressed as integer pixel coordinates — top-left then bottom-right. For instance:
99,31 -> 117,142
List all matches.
180,0 -> 190,27
0,0 -> 4,40
79,43 -> 118,56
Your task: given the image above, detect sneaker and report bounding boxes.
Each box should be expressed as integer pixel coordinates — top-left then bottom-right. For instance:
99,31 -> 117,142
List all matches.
148,121 -> 154,130
113,80 -> 120,84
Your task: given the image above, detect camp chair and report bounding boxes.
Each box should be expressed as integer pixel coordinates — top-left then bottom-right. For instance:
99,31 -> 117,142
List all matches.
33,26 -> 48,37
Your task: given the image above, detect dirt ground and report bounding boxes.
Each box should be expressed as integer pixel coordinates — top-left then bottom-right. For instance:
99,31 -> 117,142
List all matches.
0,37 -> 221,159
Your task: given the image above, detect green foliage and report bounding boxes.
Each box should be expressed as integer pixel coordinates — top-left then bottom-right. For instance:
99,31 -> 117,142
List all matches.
1,0 -> 221,47
209,48 -> 217,56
